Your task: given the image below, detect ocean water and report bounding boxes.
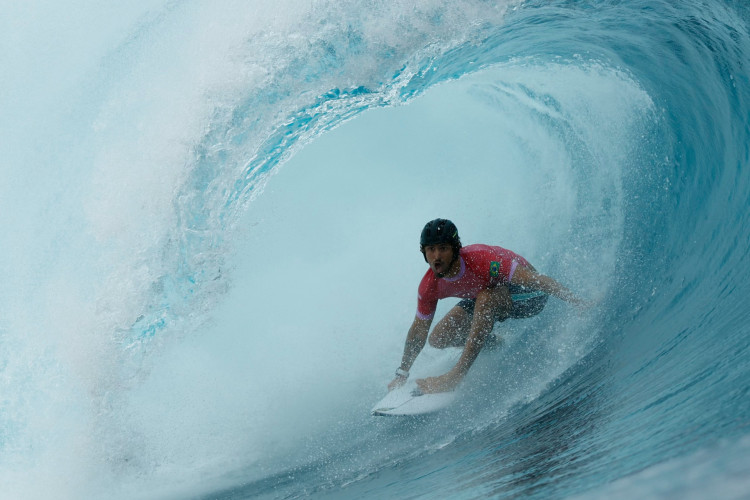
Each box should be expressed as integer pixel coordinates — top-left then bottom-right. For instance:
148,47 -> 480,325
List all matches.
1,0 -> 749,499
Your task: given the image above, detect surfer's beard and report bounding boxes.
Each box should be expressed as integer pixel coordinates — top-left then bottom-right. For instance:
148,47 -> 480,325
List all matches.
435,253 -> 458,279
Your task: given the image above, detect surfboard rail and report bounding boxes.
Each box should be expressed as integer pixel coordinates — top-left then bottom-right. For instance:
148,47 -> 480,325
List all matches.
371,385 -> 457,416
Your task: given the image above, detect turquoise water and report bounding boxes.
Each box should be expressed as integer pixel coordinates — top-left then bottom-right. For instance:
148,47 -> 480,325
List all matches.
1,1 -> 749,498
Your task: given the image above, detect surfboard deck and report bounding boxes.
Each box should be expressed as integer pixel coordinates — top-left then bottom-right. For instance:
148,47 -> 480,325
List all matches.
371,382 -> 457,416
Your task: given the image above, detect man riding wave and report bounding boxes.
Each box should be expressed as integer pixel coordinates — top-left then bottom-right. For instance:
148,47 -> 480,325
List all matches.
389,219 -> 591,394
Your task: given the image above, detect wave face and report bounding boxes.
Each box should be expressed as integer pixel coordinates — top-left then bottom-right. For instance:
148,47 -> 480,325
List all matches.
1,0 -> 749,498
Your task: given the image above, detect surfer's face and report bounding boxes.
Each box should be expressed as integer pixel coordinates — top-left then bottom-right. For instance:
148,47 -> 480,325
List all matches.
424,243 -> 455,278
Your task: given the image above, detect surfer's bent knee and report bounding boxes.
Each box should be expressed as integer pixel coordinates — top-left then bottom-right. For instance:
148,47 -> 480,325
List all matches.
428,307 -> 469,348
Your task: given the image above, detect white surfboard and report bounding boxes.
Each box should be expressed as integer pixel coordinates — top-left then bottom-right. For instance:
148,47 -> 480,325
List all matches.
371,381 -> 457,416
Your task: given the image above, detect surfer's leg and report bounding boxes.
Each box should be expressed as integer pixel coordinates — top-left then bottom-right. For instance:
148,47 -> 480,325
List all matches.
508,284 -> 549,319
473,286 -> 513,330
474,286 -> 513,350
428,305 -> 472,348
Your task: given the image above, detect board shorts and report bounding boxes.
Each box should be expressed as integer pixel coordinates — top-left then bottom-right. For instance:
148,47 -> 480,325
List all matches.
456,284 -> 548,322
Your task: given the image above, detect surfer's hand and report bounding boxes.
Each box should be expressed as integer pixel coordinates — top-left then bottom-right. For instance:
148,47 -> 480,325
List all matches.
577,298 -> 598,309
388,375 -> 407,391
572,296 -> 601,317
416,372 -> 460,394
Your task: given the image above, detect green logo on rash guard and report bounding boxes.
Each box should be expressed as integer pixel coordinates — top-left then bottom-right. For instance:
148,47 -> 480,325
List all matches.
490,261 -> 500,277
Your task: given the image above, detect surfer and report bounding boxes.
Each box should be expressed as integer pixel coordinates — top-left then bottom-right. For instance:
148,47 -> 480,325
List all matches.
389,218 -> 591,394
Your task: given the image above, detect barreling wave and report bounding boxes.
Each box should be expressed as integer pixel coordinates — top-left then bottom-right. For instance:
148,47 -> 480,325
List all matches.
1,0 -> 748,499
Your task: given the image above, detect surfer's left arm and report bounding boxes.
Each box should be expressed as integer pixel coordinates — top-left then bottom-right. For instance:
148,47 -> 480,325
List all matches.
416,287 -> 510,393
511,265 -> 592,309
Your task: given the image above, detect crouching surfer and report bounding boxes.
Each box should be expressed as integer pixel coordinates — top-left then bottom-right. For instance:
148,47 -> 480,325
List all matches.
389,219 -> 592,395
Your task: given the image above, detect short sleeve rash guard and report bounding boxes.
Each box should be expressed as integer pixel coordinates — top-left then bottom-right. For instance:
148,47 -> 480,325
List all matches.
416,244 -> 531,320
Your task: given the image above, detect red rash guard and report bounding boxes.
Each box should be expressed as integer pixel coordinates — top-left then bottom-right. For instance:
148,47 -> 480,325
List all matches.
416,244 -> 531,321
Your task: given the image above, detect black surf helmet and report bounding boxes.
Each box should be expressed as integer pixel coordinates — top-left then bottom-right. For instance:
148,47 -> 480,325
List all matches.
420,219 -> 462,262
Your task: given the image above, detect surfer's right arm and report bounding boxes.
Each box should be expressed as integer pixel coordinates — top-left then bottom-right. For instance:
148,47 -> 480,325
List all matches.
388,317 -> 432,391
